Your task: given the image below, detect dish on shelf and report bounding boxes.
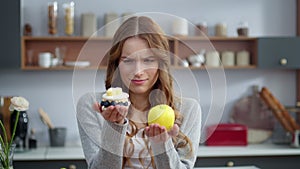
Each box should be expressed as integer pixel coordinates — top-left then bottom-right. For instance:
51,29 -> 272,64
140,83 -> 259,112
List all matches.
247,128 -> 273,144
65,61 -> 90,67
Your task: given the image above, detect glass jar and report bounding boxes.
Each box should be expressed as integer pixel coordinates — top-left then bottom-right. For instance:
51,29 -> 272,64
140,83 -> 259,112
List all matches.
0,144 -> 16,169
48,1 -> 58,35
63,2 -> 75,36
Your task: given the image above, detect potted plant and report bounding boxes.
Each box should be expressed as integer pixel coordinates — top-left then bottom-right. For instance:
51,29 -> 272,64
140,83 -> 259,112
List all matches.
0,96 -> 29,169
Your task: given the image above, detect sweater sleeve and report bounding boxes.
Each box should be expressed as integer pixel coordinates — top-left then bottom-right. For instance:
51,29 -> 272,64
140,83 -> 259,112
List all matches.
76,92 -> 128,169
150,98 -> 202,169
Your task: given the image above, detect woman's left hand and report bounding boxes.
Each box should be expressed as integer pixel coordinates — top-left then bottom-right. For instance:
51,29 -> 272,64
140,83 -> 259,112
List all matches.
145,124 -> 179,143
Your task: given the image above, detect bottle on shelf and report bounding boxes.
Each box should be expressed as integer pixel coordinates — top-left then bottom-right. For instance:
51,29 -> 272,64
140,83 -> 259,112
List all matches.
29,128 -> 37,149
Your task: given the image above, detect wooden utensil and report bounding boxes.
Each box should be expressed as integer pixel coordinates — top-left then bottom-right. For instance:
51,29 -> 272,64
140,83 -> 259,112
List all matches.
260,87 -> 300,133
38,108 -> 54,129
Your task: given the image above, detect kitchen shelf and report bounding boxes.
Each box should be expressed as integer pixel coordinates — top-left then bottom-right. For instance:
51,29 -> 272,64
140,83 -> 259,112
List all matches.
173,36 -> 257,66
21,36 -> 257,70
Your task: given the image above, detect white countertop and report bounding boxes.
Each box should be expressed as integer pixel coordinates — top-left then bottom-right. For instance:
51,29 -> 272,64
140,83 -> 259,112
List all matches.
14,143 -> 300,161
198,143 -> 300,157
13,147 -> 47,160
14,146 -> 84,161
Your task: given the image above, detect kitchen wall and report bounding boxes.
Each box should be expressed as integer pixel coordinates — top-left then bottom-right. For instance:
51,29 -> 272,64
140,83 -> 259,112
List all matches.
0,0 -> 296,146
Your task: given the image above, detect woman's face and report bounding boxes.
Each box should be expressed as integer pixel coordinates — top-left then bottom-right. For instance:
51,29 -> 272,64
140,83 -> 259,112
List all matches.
118,37 -> 159,96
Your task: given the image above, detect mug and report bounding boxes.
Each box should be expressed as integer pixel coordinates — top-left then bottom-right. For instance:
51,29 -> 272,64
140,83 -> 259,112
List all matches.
38,52 -> 52,68
291,130 -> 300,148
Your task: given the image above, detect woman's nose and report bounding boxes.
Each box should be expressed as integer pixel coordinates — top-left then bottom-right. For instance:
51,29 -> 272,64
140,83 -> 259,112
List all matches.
134,61 -> 145,75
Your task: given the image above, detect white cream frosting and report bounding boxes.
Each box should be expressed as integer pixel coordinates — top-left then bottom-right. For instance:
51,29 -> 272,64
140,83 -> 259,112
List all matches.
102,87 -> 129,101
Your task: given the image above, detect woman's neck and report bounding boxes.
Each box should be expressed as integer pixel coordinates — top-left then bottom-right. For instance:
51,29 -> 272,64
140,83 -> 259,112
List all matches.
128,92 -> 150,126
129,93 -> 150,112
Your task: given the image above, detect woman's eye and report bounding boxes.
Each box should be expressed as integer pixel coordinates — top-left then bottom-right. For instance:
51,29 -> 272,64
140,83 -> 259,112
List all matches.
123,58 -> 134,64
144,58 -> 157,63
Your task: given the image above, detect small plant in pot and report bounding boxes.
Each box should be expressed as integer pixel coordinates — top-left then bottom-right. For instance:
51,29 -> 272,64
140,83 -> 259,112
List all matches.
0,96 -> 29,169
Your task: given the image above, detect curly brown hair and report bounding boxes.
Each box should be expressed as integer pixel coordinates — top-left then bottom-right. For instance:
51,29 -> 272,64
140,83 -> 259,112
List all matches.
104,16 -> 192,168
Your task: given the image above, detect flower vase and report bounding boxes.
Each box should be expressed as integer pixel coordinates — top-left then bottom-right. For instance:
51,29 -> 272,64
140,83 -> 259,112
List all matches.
10,110 -> 28,150
0,144 -> 16,169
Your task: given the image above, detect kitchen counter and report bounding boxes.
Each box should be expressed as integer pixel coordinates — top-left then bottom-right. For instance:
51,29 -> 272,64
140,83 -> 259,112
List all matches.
14,144 -> 300,161
13,147 -> 87,169
197,143 -> 300,157
14,146 -> 85,160
14,143 -> 300,160
13,143 -> 300,169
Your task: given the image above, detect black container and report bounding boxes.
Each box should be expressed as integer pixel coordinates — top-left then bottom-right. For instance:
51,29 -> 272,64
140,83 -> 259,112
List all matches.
49,127 -> 67,147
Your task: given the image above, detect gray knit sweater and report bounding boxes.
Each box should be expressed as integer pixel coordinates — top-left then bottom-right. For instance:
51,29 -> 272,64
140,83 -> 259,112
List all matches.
76,92 -> 202,169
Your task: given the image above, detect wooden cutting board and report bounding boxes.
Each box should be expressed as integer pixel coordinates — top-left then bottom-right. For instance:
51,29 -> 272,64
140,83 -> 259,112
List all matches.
0,96 -> 12,141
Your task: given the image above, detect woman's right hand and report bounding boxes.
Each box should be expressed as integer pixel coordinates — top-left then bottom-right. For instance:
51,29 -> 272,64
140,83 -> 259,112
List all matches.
93,103 -> 128,124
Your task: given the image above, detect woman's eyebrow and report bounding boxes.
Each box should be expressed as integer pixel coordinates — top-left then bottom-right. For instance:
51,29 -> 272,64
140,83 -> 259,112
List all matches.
120,56 -> 128,59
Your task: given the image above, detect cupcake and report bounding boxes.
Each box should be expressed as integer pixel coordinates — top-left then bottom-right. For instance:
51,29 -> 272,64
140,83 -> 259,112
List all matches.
100,87 -> 129,110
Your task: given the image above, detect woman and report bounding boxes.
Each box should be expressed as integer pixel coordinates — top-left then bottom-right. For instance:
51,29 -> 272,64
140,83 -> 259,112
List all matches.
77,16 -> 201,169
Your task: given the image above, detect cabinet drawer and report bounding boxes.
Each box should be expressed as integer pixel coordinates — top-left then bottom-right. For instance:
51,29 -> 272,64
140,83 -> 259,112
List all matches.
258,37 -> 300,69
194,156 -> 300,169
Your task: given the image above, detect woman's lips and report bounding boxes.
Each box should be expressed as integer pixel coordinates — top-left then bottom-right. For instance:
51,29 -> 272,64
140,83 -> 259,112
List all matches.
131,79 -> 146,85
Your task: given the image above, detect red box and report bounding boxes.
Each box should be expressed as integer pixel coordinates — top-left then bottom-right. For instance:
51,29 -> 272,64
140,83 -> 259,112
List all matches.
205,123 -> 248,146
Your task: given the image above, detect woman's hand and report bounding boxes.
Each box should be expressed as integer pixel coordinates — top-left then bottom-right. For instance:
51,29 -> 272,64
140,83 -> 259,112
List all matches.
93,103 -> 128,124
145,123 -> 179,143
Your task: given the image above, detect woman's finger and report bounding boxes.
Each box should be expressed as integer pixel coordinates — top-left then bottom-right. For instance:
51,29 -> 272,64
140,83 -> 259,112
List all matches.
115,105 -> 128,118
168,124 -> 179,137
100,106 -> 114,119
93,102 -> 101,112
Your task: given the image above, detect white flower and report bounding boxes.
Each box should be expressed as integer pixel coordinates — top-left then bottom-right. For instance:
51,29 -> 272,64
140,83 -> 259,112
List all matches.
9,96 -> 29,111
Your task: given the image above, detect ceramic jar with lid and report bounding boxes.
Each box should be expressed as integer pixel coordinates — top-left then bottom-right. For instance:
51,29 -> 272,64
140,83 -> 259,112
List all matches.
195,21 -> 208,36
104,12 -> 120,37
206,51 -> 220,67
221,51 -> 235,66
236,50 -> 250,66
215,23 -> 227,37
237,22 -> 249,36
172,17 -> 188,36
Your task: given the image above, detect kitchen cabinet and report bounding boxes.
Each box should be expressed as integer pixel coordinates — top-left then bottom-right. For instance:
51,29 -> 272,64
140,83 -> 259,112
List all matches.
258,37 -> 300,69
21,36 -> 257,70
195,156 -> 300,169
14,160 -> 87,169
13,144 -> 300,169
194,144 -> 300,169
0,0 -> 20,69
13,146 -> 87,169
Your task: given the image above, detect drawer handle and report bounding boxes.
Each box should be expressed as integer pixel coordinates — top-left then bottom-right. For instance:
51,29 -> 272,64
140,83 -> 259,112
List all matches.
280,58 -> 287,65
226,161 -> 234,167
